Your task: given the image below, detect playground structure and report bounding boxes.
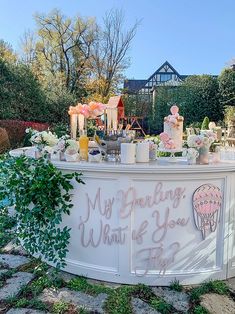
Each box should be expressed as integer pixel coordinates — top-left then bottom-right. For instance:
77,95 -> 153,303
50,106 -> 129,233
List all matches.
104,95 -> 146,136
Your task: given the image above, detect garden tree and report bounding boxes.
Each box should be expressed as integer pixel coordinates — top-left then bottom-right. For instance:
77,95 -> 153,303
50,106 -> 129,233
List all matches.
20,30 -> 36,65
180,75 -> 223,126
45,85 -> 77,124
123,93 -> 149,117
89,9 -> 139,102
0,40 -> 17,63
218,68 -> 235,107
0,59 -> 48,122
21,9 -> 97,96
152,86 -> 183,133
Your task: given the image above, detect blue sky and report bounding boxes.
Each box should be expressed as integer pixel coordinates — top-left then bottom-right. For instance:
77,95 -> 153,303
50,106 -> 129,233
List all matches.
0,0 -> 234,79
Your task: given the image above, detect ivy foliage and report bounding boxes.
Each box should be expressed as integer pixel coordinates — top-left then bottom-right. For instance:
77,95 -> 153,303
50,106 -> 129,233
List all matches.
0,155 -> 84,268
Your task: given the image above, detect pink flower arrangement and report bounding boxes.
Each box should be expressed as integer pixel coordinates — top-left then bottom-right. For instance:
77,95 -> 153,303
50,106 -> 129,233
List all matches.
68,102 -> 106,119
159,132 -> 176,149
187,131 -> 217,149
160,132 -> 169,142
79,104 -> 90,118
89,102 -> 106,118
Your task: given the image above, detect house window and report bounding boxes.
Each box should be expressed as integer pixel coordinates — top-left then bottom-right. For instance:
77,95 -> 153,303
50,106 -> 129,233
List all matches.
160,74 -> 172,82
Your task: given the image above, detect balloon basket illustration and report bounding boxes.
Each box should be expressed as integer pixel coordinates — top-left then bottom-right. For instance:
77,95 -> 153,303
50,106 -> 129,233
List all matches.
192,184 -> 222,239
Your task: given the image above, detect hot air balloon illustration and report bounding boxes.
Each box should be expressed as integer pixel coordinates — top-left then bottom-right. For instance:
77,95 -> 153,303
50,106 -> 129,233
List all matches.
192,184 -> 222,239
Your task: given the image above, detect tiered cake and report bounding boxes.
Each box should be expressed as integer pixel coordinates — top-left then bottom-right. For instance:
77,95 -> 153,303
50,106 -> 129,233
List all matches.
159,105 -> 184,150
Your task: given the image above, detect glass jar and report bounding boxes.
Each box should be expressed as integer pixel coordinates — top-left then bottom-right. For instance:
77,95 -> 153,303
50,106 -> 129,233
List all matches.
198,146 -> 210,164
79,130 -> 89,161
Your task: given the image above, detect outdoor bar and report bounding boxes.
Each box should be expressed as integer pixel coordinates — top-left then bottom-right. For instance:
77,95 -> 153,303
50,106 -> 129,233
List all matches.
7,100 -> 235,287
45,159 -> 235,286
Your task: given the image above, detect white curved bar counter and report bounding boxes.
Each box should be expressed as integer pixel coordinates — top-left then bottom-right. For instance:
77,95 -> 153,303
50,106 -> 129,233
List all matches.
47,159 -> 235,286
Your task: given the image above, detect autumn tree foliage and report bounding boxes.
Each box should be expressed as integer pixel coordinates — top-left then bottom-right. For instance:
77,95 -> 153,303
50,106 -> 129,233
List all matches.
20,9 -> 138,102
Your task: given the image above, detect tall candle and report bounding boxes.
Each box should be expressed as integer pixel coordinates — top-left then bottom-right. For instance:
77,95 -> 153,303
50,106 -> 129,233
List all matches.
70,114 -> 78,140
78,114 -> 85,131
121,143 -> 136,164
112,108 -> 118,131
107,108 -> 112,130
136,142 -> 149,162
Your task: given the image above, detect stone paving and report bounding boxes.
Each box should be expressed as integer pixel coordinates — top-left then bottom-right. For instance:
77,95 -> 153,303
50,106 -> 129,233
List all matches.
38,288 -> 108,313
200,293 -> 235,314
6,309 -> 46,314
1,241 -> 235,313
131,298 -> 160,314
0,272 -> 35,301
0,254 -> 30,269
152,287 -> 190,312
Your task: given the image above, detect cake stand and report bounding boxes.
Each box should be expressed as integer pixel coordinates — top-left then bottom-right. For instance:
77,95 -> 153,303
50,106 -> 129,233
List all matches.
157,148 -> 183,162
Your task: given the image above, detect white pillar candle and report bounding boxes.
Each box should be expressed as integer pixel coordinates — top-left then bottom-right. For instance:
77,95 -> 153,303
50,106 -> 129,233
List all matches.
136,142 -> 149,163
70,114 -> 78,140
107,108 -> 112,130
121,143 -> 136,164
112,108 -> 118,131
78,114 -> 85,131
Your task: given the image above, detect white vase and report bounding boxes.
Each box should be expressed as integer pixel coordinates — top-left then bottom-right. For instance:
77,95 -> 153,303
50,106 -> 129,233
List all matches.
50,151 -> 60,161
65,152 -> 79,162
187,156 -> 197,165
88,152 -> 102,162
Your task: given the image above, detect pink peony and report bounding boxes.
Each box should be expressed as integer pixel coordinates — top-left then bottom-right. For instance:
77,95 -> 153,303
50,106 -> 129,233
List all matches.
195,137 -> 203,147
97,103 -> 106,111
80,104 -> 90,118
166,140 -> 175,149
68,106 -> 78,115
160,132 -> 170,142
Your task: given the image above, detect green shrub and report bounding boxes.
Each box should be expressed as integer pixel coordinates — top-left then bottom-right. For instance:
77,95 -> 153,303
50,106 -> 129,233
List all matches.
201,116 -> 210,130
0,59 -> 48,122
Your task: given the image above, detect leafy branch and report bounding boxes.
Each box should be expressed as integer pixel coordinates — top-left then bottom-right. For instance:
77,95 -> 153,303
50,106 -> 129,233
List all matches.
0,155 -> 84,269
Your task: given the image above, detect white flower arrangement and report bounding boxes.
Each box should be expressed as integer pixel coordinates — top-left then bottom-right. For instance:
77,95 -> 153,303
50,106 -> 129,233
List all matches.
51,136 -> 78,160
64,147 -> 79,162
183,147 -> 199,158
187,130 -> 217,149
29,129 -> 58,149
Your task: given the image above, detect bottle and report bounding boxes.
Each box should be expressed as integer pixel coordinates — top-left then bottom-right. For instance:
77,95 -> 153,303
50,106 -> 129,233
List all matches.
79,130 -> 89,161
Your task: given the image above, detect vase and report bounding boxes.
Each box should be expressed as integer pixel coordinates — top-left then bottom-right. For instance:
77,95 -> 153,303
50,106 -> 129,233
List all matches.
198,146 -> 210,164
34,145 -> 44,159
149,144 -> 157,161
50,151 -> 61,161
60,152 -> 66,161
35,149 -> 42,159
187,156 -> 197,165
65,152 -> 79,162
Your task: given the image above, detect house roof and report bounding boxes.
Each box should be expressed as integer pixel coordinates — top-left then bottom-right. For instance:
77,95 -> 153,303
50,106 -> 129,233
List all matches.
107,95 -> 124,109
123,61 -> 218,93
123,79 -> 147,92
146,61 -> 181,82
